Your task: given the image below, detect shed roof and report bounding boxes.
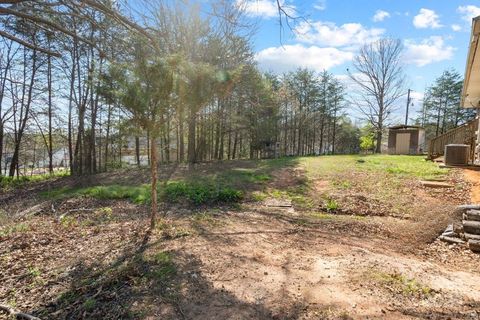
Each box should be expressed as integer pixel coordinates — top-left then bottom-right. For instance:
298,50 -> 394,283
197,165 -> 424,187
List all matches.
462,16 -> 480,108
388,125 -> 424,130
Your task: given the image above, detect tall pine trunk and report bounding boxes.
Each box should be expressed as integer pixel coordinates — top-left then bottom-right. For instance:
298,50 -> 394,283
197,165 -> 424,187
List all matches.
135,136 -> 140,166
188,108 -> 196,166
10,48 -> 37,177
47,53 -> 53,174
150,136 -> 158,229
104,104 -> 112,171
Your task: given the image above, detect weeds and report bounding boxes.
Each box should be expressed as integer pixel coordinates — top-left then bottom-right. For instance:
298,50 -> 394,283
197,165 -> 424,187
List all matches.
27,266 -> 44,287
372,271 -> 433,298
79,207 -> 115,227
28,266 -> 41,278
311,212 -> 336,220
332,180 -> 351,189
59,215 -> 77,228
191,212 -> 216,225
156,219 -> 192,239
290,194 -> 314,209
149,252 -> 176,282
291,218 -> 311,226
251,191 -> 268,201
0,209 -> 8,225
83,298 -> 97,311
325,198 -> 339,212
96,207 -> 113,220
0,223 -> 29,237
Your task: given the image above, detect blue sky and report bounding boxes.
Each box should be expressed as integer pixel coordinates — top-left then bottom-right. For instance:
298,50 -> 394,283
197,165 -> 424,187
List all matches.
241,0 -> 480,122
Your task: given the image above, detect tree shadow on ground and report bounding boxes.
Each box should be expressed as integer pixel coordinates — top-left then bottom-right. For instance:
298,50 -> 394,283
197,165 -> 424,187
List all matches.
30,230 -> 312,319
63,156 -> 302,190
2,156 -> 303,205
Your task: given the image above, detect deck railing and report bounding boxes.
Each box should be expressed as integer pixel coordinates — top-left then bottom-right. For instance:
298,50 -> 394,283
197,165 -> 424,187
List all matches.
428,118 -> 478,162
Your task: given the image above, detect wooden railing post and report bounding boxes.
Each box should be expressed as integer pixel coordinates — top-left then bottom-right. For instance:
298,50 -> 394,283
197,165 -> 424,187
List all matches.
427,118 -> 478,163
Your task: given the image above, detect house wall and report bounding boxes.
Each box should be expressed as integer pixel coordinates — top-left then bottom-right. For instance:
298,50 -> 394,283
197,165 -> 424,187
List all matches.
476,115 -> 480,164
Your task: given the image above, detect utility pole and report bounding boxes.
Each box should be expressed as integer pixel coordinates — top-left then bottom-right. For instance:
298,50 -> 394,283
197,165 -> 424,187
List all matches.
421,88 -> 427,127
405,89 -> 411,126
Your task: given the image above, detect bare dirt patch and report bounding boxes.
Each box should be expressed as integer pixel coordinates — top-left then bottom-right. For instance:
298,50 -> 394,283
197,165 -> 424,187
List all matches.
463,168 -> 480,204
1,203 -> 479,319
269,167 -> 307,190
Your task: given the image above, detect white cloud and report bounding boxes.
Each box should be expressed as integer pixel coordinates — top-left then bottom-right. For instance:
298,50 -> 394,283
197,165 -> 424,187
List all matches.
404,36 -> 455,66
334,73 -> 366,88
314,0 -> 326,11
458,5 -> 480,23
295,20 -> 385,48
410,91 -> 424,102
256,44 -> 353,73
237,0 -> 295,18
407,91 -> 425,113
451,24 -> 462,32
413,8 -> 442,29
334,74 -> 350,82
373,10 -> 390,22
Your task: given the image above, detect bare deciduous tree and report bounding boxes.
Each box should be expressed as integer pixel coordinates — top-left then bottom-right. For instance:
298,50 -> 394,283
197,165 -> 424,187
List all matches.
348,38 -> 406,153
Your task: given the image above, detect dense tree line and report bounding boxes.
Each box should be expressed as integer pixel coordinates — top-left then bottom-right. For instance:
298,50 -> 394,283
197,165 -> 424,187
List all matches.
0,0 -> 362,180
417,69 -> 476,141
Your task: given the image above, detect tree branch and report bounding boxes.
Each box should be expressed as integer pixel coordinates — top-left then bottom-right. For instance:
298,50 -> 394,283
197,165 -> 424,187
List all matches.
0,30 -> 61,57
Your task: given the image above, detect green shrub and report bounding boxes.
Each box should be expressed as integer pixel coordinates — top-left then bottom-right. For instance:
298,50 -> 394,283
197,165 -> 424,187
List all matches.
216,187 -> 243,202
163,181 -> 242,205
45,180 -> 243,206
78,185 -> 151,204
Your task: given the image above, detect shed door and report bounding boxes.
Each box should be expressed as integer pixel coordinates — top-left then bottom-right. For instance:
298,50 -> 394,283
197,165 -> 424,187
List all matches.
396,133 -> 411,154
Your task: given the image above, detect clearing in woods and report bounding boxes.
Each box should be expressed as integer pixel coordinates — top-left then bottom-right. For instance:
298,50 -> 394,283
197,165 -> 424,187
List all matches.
0,155 -> 479,319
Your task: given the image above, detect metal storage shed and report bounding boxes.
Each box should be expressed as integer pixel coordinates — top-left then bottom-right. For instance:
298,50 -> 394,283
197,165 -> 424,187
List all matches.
388,125 -> 425,155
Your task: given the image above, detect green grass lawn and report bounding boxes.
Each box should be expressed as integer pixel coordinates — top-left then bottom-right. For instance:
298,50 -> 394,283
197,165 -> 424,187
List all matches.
40,155 -> 446,213
0,170 -> 70,190
299,154 -> 445,180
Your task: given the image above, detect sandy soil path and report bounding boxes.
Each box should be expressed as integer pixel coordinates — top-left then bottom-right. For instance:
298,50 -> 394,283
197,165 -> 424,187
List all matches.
463,168 -> 480,203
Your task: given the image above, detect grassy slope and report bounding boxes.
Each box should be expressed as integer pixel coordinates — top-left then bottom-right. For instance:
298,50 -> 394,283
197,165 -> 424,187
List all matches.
33,155 -> 450,220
